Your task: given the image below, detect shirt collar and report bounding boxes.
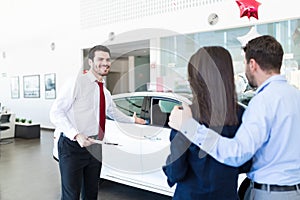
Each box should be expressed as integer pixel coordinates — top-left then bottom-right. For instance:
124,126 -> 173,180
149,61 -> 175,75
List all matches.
86,70 -> 106,84
255,75 -> 286,94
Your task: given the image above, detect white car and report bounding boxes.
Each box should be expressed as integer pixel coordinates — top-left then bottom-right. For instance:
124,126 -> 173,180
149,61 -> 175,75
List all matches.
53,91 -> 247,197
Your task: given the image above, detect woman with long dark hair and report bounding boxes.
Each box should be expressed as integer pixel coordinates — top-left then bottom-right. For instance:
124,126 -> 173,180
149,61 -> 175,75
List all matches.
163,46 -> 251,199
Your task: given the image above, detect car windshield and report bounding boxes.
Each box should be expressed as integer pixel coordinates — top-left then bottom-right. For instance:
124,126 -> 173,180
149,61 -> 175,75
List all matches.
238,89 -> 256,106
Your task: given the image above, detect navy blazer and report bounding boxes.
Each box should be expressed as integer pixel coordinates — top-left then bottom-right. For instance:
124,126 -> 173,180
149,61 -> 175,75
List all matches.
163,105 -> 251,200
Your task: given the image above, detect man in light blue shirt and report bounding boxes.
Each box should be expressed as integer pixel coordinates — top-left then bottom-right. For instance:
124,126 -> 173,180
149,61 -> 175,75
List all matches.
168,35 -> 300,199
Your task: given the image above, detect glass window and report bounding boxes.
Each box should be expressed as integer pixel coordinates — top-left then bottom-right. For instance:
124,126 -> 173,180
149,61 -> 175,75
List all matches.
161,18 -> 300,93
151,98 -> 180,127
114,96 -> 144,117
158,99 -> 179,113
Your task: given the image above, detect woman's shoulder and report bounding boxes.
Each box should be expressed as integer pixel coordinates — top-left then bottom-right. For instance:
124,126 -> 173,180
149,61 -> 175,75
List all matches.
217,104 -> 245,138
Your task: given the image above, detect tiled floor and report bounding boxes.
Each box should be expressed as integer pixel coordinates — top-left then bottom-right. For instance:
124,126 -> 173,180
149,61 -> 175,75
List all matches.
0,130 -> 60,200
0,130 -> 171,200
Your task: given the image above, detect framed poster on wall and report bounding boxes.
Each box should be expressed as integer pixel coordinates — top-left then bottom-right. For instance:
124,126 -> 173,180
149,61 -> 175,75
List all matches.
10,76 -> 20,99
23,75 -> 40,98
44,73 -> 56,99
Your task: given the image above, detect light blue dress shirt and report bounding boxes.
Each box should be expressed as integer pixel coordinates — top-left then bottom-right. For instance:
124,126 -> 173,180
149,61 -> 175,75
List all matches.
181,75 -> 300,185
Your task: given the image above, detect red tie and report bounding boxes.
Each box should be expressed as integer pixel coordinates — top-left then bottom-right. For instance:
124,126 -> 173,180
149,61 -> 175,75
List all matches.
97,81 -> 106,140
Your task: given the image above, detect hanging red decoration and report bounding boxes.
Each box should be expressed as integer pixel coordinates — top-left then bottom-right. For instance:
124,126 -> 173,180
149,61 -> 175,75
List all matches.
236,0 -> 261,20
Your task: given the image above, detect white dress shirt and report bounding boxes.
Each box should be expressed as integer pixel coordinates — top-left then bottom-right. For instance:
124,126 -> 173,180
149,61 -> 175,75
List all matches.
50,70 -> 134,140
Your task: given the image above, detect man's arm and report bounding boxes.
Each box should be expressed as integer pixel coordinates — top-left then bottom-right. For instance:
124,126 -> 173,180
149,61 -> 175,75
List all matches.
106,95 -> 145,124
168,103 -> 267,167
49,78 -> 79,140
50,78 -> 96,147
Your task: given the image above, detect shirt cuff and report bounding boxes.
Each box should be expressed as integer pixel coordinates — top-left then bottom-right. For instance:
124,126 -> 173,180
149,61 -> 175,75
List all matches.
200,128 -> 220,154
66,128 -> 79,141
180,118 -> 220,153
180,118 -> 199,143
130,116 -> 135,123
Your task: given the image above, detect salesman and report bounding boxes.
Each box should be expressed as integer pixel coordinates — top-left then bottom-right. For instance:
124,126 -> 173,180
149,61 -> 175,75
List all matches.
50,45 -> 145,200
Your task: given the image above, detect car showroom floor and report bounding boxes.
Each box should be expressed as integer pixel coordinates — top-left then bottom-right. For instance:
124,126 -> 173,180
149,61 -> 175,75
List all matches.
0,129 -> 172,200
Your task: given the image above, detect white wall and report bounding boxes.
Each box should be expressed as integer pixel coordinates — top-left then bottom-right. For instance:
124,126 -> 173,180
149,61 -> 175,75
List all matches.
0,0 -> 81,128
0,36 -> 81,128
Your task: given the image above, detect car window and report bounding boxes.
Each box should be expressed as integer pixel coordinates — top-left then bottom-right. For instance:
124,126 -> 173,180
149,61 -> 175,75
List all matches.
114,96 -> 144,117
238,90 -> 255,106
159,100 -> 179,113
151,98 -> 180,127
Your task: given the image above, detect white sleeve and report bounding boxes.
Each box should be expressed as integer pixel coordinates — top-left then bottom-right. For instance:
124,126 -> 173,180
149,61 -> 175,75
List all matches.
49,78 -> 79,140
105,91 -> 135,123
180,102 -> 268,167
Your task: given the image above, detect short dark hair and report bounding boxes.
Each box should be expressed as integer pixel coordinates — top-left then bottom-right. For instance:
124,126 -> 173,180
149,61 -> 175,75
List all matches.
243,35 -> 283,73
88,45 -> 111,61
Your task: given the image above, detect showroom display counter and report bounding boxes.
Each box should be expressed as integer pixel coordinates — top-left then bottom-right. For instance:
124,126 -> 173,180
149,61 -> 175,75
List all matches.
15,122 -> 40,139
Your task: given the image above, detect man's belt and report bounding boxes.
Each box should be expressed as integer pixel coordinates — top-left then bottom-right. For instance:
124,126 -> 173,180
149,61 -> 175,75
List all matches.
254,182 -> 300,192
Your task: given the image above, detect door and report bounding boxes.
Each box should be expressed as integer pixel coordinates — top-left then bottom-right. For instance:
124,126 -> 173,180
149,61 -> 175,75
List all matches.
101,96 -> 145,183
140,97 -> 180,191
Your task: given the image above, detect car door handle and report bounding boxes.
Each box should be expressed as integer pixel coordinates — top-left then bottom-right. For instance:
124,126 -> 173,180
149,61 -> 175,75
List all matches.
144,135 -> 161,141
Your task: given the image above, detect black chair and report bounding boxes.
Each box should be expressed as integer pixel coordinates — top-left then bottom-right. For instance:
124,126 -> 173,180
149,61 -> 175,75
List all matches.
0,114 -> 13,145
0,114 -> 11,124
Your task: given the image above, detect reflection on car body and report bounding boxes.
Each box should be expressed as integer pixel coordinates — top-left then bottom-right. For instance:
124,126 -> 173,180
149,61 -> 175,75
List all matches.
101,92 -> 191,196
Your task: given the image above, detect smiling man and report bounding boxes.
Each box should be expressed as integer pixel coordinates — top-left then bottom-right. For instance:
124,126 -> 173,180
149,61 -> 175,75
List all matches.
50,45 -> 145,200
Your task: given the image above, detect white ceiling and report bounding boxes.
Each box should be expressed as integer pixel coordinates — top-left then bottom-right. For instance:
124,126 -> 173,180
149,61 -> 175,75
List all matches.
0,0 -> 79,46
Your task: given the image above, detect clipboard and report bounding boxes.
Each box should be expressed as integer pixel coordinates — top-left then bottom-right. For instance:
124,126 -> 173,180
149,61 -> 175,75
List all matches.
93,140 -> 121,146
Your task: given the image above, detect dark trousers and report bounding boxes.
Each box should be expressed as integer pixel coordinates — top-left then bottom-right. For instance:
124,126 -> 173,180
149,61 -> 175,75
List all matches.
58,134 -> 102,200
